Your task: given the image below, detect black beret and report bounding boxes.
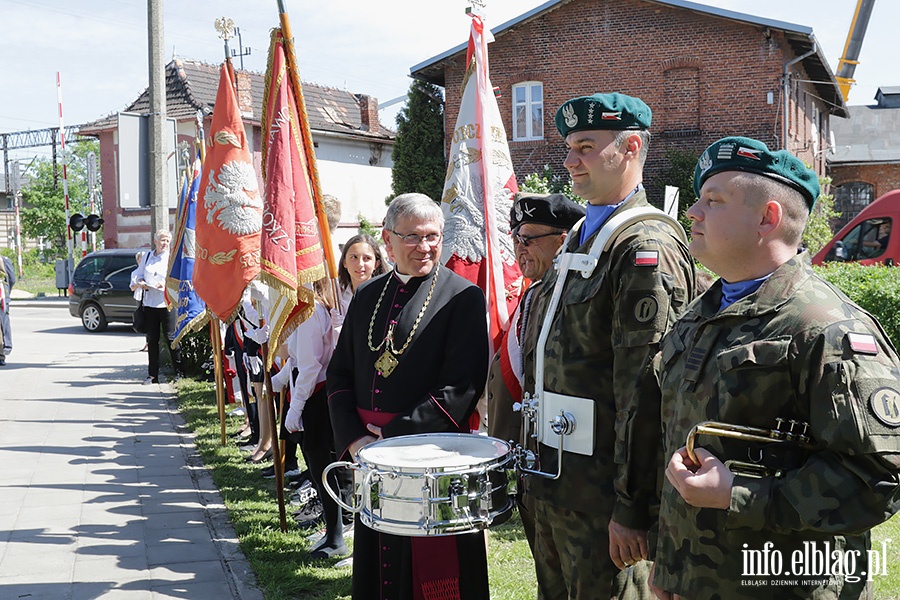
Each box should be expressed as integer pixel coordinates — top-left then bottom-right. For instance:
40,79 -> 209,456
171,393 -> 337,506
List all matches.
694,136 -> 821,211
556,92 -> 652,137
510,193 -> 585,231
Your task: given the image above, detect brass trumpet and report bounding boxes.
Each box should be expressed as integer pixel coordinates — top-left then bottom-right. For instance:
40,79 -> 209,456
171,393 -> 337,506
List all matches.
686,418 -> 814,478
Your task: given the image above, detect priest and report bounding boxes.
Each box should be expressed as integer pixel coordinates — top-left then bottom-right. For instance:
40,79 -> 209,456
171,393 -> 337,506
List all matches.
327,192 -> 490,600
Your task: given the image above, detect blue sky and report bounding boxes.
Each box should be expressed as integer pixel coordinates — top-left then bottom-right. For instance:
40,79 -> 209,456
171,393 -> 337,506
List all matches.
2,0 -> 896,162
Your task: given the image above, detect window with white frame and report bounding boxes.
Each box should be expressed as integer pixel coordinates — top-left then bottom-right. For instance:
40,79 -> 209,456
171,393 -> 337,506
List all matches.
512,82 -> 543,141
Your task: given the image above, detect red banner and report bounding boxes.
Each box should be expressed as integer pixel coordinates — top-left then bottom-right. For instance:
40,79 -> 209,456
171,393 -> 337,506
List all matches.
193,63 -> 263,323
260,29 -> 325,363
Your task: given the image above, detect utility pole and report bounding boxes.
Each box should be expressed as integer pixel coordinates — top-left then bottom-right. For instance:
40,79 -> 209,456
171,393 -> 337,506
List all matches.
148,0 -> 168,241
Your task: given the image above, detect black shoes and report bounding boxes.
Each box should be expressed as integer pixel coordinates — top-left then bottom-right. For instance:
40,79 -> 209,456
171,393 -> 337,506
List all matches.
293,496 -> 324,529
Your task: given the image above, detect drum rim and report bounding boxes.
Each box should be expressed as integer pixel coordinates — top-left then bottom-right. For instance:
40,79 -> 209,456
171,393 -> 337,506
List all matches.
357,432 -> 511,472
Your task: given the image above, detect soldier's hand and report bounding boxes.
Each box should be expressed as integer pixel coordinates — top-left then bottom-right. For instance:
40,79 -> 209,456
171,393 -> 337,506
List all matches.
608,518 -> 648,570
665,446 -> 733,510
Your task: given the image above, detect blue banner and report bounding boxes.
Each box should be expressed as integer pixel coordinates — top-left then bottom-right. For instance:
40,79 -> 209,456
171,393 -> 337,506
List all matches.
167,153 -> 208,345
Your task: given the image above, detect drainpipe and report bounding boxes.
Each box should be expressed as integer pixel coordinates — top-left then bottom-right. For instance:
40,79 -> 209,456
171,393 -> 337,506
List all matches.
782,40 -> 817,150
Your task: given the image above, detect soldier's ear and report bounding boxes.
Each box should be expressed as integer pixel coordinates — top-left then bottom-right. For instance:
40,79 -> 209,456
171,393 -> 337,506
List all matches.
759,200 -> 783,237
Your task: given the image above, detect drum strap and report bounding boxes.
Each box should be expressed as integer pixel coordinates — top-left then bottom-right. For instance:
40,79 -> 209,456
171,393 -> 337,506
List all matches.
412,537 -> 461,600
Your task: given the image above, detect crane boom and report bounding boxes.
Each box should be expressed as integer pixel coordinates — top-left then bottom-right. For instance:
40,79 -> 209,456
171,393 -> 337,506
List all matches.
836,0 -> 876,102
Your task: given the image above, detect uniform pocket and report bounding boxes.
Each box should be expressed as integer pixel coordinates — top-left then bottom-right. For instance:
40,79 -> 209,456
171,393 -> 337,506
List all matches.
715,338 -> 793,420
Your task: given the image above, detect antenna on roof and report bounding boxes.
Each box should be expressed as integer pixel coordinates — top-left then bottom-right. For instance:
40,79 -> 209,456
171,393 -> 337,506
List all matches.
231,27 -> 252,70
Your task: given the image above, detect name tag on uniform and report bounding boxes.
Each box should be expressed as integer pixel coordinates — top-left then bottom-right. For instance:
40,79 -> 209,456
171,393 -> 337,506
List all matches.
634,251 -> 659,267
847,332 -> 879,355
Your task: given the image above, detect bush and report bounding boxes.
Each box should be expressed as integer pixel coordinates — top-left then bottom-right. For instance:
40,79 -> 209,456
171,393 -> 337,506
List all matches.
178,325 -> 214,379
814,263 -> 900,347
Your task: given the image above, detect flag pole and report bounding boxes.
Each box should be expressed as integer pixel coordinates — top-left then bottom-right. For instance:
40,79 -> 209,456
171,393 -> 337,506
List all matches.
276,0 -> 340,308
263,342 -> 288,532
208,18 -> 237,448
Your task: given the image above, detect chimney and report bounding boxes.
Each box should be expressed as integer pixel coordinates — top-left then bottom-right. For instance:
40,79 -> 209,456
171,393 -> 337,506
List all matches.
235,71 -> 254,118
357,94 -> 379,132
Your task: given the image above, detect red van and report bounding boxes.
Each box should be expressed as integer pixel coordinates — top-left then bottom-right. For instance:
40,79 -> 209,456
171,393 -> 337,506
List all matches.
812,190 -> 900,266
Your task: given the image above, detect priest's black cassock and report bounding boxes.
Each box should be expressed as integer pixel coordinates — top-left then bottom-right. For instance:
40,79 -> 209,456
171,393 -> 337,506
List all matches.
327,265 -> 490,600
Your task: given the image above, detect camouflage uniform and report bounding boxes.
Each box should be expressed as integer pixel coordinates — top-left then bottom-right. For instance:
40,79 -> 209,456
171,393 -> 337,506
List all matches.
523,191 -> 696,599
652,253 -> 900,599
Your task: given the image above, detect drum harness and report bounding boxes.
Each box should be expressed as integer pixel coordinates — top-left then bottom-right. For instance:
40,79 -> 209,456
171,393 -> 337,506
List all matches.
516,206 -> 686,480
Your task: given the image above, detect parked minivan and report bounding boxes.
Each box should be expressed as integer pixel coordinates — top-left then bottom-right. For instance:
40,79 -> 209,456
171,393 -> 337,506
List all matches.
812,190 -> 900,267
68,248 -> 148,332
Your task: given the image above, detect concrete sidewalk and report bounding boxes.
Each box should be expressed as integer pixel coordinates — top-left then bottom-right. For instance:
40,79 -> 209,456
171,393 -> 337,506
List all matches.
0,301 -> 263,599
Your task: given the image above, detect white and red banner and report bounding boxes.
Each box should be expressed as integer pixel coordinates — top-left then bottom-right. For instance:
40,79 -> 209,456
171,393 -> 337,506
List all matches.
440,11 -> 522,352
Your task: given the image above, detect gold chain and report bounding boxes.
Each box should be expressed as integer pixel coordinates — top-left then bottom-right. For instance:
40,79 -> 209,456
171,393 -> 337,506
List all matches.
366,265 -> 440,356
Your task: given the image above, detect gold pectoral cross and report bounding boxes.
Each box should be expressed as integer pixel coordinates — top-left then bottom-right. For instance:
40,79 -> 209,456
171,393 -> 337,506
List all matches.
375,349 -> 399,378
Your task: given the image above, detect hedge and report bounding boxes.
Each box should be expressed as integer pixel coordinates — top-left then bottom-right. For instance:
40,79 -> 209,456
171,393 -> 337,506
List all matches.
813,263 -> 900,348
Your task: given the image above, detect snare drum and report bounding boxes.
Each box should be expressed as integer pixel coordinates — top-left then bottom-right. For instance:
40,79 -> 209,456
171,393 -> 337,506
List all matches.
323,433 -> 514,536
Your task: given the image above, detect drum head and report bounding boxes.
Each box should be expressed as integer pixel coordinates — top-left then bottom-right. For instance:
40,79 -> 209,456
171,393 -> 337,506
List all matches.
358,433 -> 510,470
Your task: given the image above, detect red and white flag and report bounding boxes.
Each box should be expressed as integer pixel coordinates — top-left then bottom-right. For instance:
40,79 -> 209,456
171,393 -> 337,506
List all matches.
259,29 -> 326,365
440,11 -> 522,352
193,63 -> 263,323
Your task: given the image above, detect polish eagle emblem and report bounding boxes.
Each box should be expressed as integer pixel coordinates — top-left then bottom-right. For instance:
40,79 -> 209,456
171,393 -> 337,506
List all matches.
203,160 -> 263,235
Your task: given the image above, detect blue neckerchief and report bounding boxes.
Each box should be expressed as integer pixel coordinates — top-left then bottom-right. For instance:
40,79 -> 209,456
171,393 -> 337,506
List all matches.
579,184 -> 643,246
719,274 -> 771,310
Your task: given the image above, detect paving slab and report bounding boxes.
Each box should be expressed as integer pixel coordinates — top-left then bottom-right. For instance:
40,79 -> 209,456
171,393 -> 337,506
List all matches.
0,302 -> 263,600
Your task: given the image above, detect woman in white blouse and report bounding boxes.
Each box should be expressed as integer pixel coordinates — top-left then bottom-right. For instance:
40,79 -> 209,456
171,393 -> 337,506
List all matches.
130,230 -> 182,384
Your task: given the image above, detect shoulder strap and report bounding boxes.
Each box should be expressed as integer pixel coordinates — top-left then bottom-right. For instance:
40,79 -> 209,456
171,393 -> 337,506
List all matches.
534,207 -> 686,405
567,206 -> 687,279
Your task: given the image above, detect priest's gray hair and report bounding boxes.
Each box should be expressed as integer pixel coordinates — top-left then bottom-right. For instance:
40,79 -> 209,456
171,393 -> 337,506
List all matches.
384,193 -> 444,231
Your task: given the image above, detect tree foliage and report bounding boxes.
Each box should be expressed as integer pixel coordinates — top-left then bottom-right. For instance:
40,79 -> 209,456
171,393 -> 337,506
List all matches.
20,140 -> 100,252
519,165 -> 581,204
802,176 -> 840,255
655,148 -> 699,233
390,79 -> 446,204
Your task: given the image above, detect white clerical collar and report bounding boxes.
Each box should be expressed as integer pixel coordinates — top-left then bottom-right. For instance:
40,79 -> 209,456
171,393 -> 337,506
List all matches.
393,269 -> 413,284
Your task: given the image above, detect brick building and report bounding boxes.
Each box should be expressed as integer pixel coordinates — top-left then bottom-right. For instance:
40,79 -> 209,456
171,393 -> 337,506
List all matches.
411,0 -> 847,206
79,58 -> 394,250
828,87 -> 900,229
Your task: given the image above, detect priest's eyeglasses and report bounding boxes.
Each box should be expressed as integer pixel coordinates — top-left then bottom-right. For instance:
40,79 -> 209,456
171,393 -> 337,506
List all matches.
390,230 -> 443,247
513,231 -> 564,247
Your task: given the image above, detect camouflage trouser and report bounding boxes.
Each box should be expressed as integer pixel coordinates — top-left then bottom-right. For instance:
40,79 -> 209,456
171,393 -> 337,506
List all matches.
533,498 -> 651,600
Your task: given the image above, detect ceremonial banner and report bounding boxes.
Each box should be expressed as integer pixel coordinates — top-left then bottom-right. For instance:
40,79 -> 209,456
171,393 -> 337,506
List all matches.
440,11 -> 521,351
167,151 -> 208,345
259,29 -> 326,365
194,63 -> 263,322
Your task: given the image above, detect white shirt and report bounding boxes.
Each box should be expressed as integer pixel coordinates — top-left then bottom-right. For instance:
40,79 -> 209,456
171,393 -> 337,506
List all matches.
285,302 -> 334,407
131,249 -> 169,308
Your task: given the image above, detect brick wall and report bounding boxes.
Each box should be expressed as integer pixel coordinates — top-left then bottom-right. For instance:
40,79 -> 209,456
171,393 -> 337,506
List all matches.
830,163 -> 900,201
440,0 -> 828,205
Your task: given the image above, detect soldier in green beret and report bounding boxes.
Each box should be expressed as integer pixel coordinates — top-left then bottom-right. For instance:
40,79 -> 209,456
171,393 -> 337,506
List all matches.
645,136 -> 900,599
522,93 -> 698,599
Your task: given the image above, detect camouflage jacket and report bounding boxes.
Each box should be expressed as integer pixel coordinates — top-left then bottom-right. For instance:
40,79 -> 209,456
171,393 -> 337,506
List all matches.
652,254 -> 900,599
523,191 -> 696,526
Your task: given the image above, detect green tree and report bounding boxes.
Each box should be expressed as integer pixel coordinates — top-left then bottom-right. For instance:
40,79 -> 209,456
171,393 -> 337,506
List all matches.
390,79 -> 446,204
802,176 -> 840,255
655,148 -> 699,233
519,165 -> 581,204
20,140 -> 100,252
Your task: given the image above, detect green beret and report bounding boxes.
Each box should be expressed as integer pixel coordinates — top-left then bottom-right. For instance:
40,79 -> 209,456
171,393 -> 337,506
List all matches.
510,193 -> 585,231
694,136 -> 821,211
555,92 -> 652,137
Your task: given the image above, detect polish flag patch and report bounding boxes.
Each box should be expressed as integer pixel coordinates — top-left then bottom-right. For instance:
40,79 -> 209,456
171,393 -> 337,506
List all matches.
634,251 -> 659,266
601,111 -> 622,120
737,147 -> 762,160
848,332 -> 879,355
